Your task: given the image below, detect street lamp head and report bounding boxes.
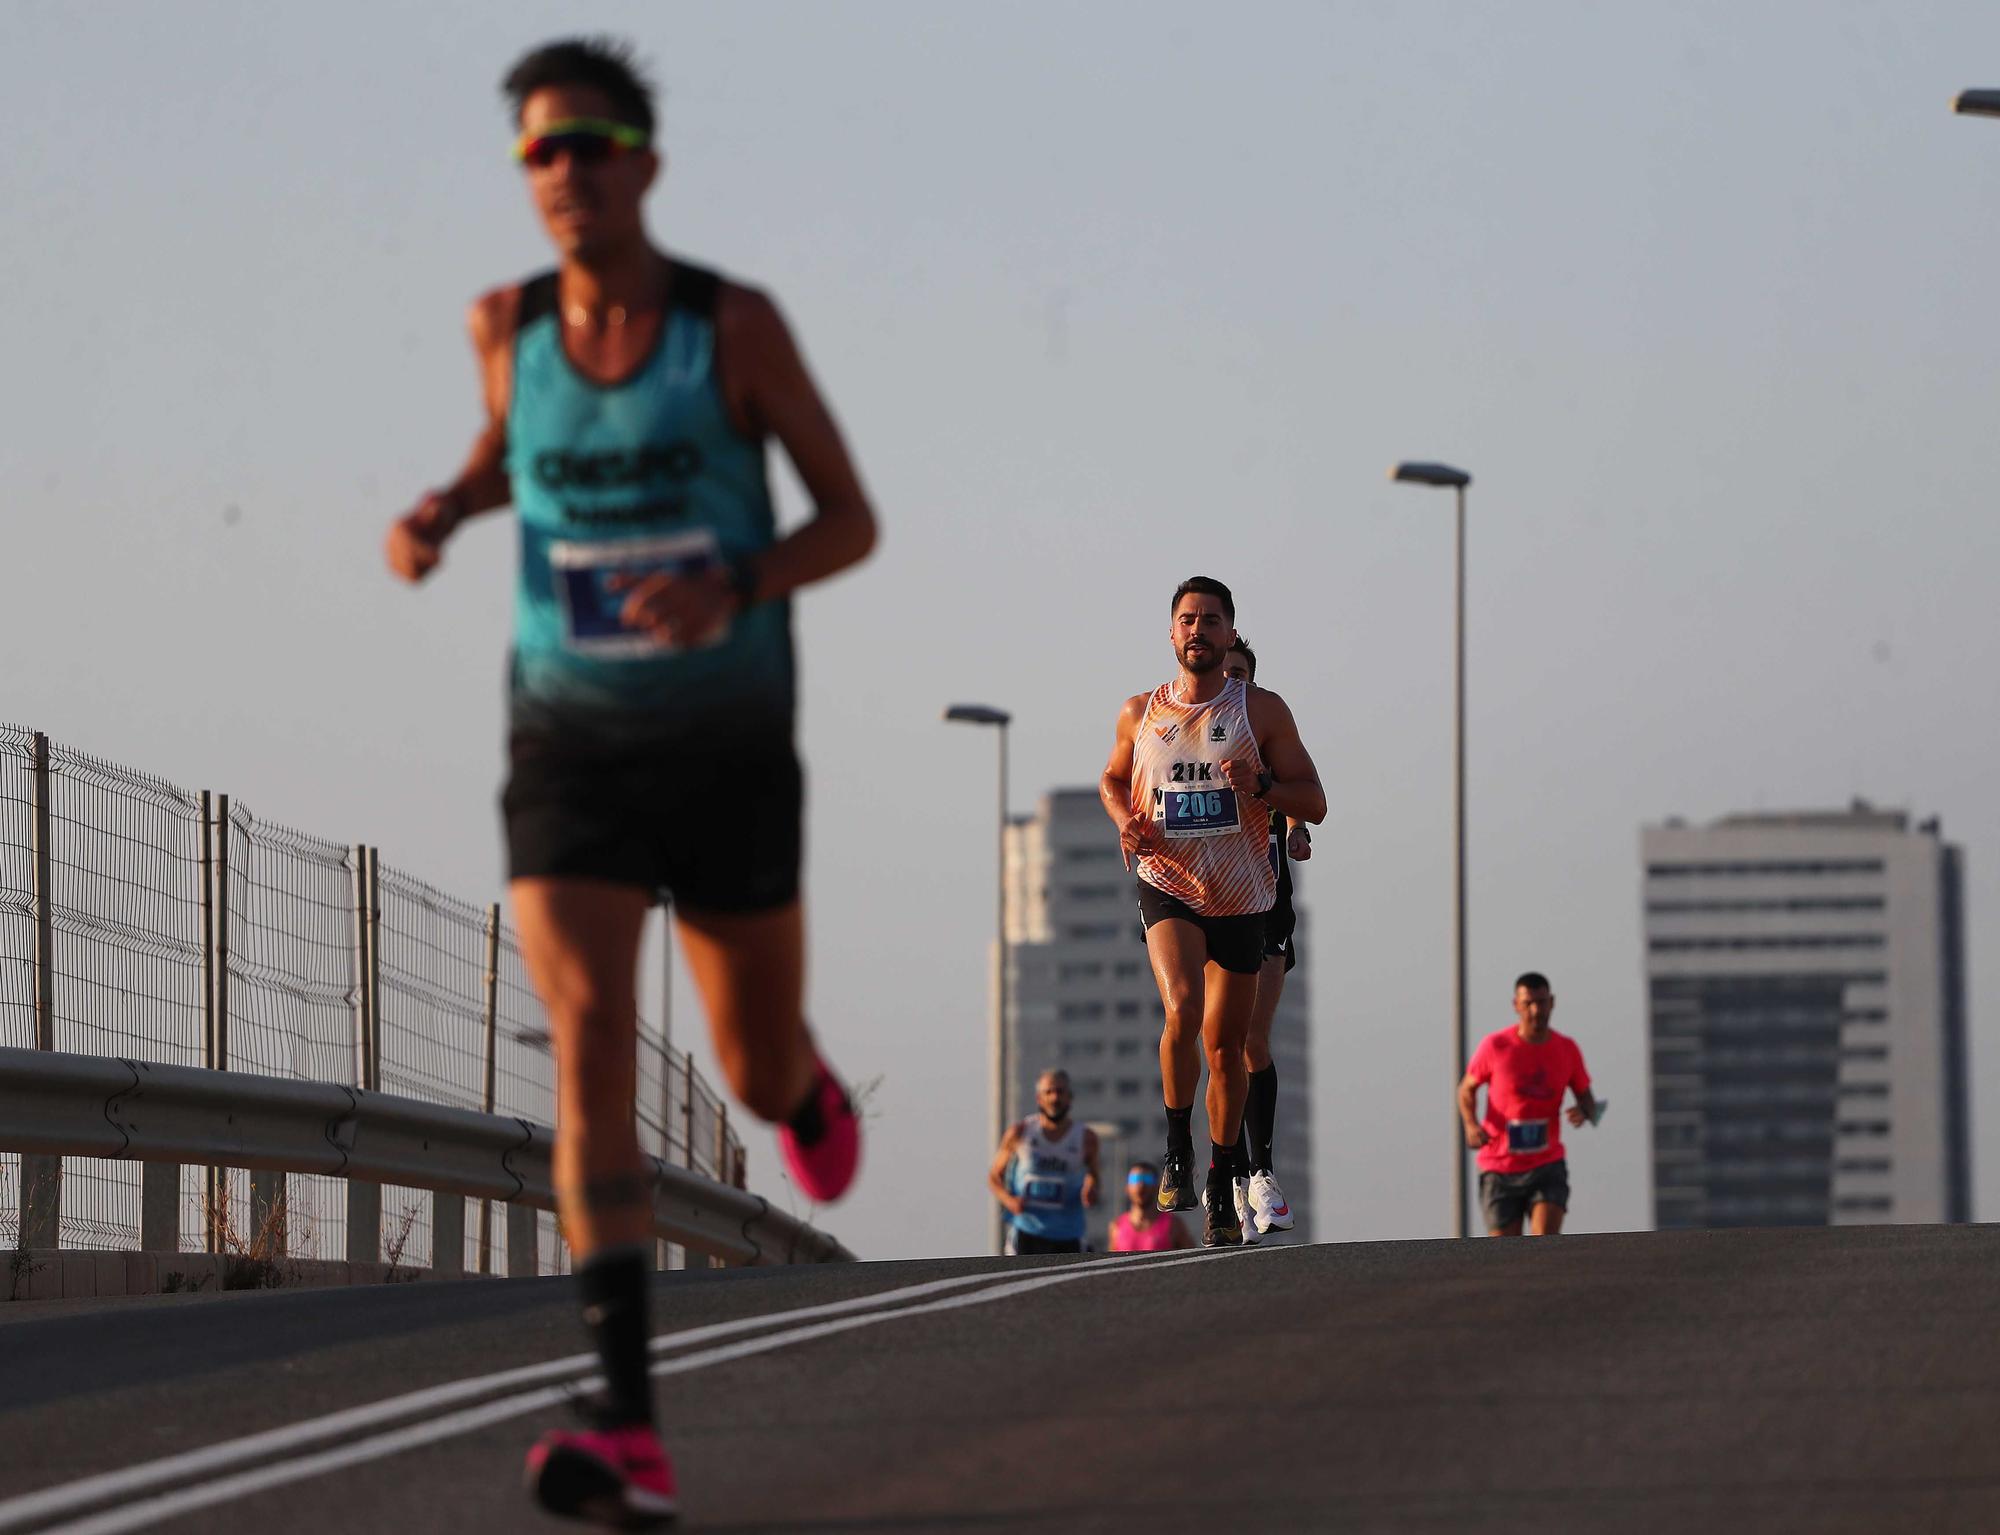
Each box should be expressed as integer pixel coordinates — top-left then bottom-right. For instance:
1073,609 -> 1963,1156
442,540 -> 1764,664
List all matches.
1390,461 -> 1472,489
1954,88 -> 2000,118
944,703 -> 1012,727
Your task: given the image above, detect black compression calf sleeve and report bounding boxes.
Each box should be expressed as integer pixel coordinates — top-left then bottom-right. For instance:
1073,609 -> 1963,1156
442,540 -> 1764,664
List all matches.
1166,1105 -> 1194,1157
1247,1064 -> 1278,1174
577,1245 -> 654,1428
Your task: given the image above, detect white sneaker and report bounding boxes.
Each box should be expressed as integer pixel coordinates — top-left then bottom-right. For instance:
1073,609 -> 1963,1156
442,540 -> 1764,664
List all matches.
1232,1177 -> 1260,1246
1248,1170 -> 1294,1233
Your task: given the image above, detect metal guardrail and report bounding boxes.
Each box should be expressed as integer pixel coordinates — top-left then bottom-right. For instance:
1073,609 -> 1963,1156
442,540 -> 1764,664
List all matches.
0,723 -> 752,1270
0,1048 -> 852,1269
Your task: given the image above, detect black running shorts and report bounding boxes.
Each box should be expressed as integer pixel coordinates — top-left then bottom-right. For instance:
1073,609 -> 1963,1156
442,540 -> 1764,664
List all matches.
1263,888 -> 1298,973
1007,1231 -> 1084,1256
1134,879 -> 1267,976
502,731 -> 802,912
1478,1159 -> 1571,1230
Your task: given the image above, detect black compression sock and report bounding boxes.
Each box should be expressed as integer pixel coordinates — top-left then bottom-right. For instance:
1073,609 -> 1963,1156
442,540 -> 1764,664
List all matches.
577,1245 -> 654,1428
1210,1142 -> 1239,1180
1166,1106 -> 1194,1157
1247,1064 -> 1278,1174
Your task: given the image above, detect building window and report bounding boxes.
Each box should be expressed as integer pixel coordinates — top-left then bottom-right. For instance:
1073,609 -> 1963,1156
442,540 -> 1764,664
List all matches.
1065,924 -> 1122,941
1836,1121 -> 1892,1137
1115,1079 -> 1142,1097
1059,1002 -> 1106,1022
1646,860 -> 1886,878
1835,1158 -> 1891,1174
1114,960 -> 1144,979
1115,1001 -> 1142,1019
1114,1038 -> 1143,1056
1646,896 -> 1888,915
1647,935 -> 1886,953
1058,961 -> 1104,981
1833,1196 -> 1893,1214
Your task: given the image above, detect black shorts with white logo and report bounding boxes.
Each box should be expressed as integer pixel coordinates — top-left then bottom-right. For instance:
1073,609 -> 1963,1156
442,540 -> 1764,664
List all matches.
1263,888 -> 1298,972
1134,879 -> 1267,976
502,731 -> 802,912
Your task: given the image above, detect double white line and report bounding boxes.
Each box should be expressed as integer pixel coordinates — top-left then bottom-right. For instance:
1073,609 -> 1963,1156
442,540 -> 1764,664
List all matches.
2,1247 -> 1248,1534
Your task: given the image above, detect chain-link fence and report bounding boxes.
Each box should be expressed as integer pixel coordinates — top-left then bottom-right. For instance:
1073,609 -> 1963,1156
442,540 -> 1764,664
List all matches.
0,726 -> 744,1272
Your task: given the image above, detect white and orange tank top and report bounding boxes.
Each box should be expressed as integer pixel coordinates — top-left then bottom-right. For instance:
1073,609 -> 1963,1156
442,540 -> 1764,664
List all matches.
1130,675 -> 1276,917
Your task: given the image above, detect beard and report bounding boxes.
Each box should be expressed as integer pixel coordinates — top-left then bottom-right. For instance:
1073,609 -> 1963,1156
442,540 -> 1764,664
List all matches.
1180,641 -> 1224,674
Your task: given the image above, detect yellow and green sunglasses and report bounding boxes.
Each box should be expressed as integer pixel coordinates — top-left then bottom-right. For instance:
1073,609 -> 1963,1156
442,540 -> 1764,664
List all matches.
512,117 -> 650,168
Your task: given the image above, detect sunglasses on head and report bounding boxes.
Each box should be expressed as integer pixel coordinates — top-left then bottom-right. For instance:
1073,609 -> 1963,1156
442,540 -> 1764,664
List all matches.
512,117 -> 650,168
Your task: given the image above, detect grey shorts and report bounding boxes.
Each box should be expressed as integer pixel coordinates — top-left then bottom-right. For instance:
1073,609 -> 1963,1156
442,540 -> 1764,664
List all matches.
1478,1159 -> 1570,1230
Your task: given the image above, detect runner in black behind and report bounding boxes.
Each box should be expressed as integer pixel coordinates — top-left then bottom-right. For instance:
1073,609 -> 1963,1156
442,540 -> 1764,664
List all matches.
383,38 -> 875,1528
1222,639 -> 1302,1242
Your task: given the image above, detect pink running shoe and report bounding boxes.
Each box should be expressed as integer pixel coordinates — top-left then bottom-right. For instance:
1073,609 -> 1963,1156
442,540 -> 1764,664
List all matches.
779,1059 -> 861,1202
525,1421 -> 678,1528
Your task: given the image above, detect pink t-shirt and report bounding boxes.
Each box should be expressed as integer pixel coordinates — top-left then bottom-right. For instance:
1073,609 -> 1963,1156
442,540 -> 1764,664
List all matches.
1467,1027 -> 1591,1174
1109,1210 -> 1182,1252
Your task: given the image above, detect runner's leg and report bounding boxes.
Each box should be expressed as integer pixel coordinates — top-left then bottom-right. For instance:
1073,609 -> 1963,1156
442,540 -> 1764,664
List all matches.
1145,918 -> 1208,1209
511,876 -> 656,1435
675,900 -> 859,1200
1530,1201 -> 1566,1236
673,901 -> 816,1123
512,877 -> 653,1253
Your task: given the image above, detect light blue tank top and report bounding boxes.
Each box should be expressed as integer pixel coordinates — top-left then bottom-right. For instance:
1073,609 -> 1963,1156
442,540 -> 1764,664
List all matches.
1009,1117 -> 1088,1242
505,262 -> 793,746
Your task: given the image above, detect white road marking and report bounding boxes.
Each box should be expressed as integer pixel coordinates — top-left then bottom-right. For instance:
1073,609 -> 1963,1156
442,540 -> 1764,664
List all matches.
2,1247 -> 1239,1533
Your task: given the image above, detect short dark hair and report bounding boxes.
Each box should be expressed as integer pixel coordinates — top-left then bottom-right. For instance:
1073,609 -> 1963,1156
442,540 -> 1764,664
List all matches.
1515,971 -> 1552,993
1228,635 -> 1258,679
1171,576 -> 1235,622
502,37 -> 657,135
1127,1161 -> 1159,1180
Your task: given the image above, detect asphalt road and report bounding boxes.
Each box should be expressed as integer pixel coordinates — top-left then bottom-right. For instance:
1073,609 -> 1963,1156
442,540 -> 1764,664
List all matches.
4,1224 -> 2000,1533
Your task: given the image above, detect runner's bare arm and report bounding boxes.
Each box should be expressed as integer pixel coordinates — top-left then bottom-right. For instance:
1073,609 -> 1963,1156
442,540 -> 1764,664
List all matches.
1098,694 -> 1159,870
721,285 -> 877,602
1566,1083 -> 1599,1128
1081,1127 -> 1100,1209
987,1125 -> 1025,1215
1226,688 -> 1327,824
384,288 -> 519,583
1457,1073 -> 1489,1148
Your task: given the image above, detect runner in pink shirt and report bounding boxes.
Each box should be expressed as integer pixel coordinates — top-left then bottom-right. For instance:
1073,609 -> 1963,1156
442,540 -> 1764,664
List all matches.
1457,971 -> 1599,1236
1108,1162 -> 1194,1251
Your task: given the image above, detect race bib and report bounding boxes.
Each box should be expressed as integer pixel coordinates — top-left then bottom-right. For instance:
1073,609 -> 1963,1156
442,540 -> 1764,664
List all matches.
1154,786 -> 1241,840
1506,1119 -> 1550,1155
549,530 -> 727,658
1023,1176 -> 1067,1207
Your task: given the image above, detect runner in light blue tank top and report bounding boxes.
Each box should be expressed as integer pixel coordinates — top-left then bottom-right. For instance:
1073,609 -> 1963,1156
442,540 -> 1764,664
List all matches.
505,261 -> 794,745
381,38 -> 878,1523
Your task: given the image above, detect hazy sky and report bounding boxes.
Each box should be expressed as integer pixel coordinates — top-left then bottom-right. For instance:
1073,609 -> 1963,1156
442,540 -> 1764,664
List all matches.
4,1 -> 1998,1260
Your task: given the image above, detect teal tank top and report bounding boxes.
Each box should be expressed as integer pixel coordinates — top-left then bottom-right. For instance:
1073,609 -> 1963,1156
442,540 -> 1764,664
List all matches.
505,261 -> 793,746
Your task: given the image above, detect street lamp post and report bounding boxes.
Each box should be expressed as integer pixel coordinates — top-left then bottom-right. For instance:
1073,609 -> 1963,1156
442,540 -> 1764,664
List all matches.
1390,461 -> 1474,1240
1953,88 -> 2000,118
944,703 -> 1013,1255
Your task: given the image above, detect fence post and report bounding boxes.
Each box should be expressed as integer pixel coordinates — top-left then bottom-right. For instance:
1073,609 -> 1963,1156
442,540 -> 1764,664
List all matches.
682,1052 -> 696,1170
346,844 -> 380,1263
213,794 -> 231,1072
478,901 -> 500,1275
364,847 -> 382,1091
140,1162 -> 180,1252
29,732 -> 54,1052
23,733 -> 60,1247
506,1201 -> 538,1278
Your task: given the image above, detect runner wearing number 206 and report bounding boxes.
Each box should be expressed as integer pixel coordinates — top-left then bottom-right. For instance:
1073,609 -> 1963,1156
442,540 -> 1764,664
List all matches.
1097,577 -> 1325,1247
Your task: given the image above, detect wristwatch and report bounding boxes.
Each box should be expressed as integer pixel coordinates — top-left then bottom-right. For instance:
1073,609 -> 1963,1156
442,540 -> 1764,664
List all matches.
1253,769 -> 1274,798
